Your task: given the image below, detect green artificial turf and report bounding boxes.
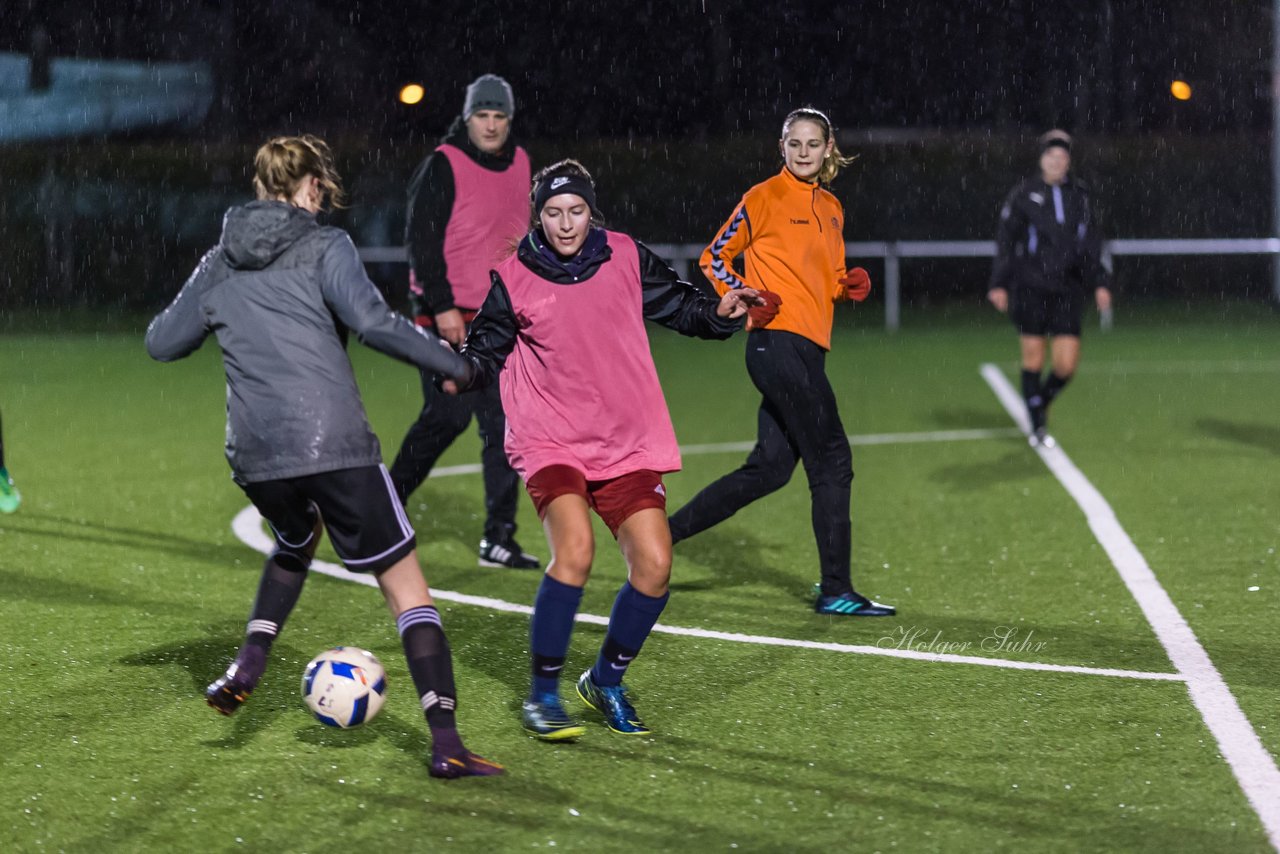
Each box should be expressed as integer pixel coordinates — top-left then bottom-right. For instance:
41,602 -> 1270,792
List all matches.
1,306 -> 1277,852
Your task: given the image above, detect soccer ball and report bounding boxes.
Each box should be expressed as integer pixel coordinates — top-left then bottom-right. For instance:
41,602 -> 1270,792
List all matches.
301,647 -> 387,728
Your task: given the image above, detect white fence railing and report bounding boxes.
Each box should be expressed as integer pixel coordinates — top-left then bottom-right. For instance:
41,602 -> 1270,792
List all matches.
359,238 -> 1280,331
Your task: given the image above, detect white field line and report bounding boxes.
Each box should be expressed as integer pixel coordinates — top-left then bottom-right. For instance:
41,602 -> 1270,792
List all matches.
981,362 -> 1280,850
679,427 -> 1021,457
229,422 -> 1180,684
426,428 -> 1022,479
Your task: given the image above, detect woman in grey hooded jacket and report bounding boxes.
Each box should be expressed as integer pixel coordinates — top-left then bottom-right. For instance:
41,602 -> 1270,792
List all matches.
146,135 -> 502,779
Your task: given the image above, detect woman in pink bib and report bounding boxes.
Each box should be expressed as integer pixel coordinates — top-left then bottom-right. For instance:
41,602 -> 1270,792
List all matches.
448,159 -> 761,740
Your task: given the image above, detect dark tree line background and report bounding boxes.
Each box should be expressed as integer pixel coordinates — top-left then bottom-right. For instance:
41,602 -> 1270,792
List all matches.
3,0 -> 1269,138
0,1 -> 1275,315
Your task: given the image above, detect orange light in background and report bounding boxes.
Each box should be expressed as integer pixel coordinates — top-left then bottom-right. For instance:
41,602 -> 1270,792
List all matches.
399,84 -> 425,105
1170,80 -> 1192,101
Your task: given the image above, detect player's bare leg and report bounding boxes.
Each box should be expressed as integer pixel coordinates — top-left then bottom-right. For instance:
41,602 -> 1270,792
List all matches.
524,495 -> 593,741
577,508 -> 671,736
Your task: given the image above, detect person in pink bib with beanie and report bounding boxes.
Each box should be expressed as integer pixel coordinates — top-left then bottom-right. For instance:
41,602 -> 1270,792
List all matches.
445,159 -> 763,740
391,74 -> 540,570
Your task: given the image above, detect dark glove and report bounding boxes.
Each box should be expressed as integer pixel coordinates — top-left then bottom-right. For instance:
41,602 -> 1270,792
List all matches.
433,358 -> 476,394
747,290 -> 783,328
837,268 -> 872,302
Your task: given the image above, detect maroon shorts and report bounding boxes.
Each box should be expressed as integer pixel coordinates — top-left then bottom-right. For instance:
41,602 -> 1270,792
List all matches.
525,465 -> 667,537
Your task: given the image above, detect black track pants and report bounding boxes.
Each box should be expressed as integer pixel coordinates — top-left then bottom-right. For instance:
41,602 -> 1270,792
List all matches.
389,367 -> 520,542
669,330 -> 855,595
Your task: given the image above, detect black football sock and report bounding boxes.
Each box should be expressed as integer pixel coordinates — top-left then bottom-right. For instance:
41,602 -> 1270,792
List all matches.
1042,372 -> 1073,405
230,556 -> 308,688
1021,369 -> 1046,431
396,606 -> 463,755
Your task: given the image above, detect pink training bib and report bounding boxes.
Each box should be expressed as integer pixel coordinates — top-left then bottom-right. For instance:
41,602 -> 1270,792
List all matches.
438,143 -> 531,310
494,231 -> 682,481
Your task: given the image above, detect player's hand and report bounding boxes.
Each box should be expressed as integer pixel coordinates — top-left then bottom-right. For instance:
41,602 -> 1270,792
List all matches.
987,287 -> 1009,313
741,290 -> 782,329
716,287 -> 765,319
836,267 -> 872,302
432,346 -> 473,396
436,360 -> 471,396
432,366 -> 459,394
434,308 -> 466,347
1095,287 -> 1112,312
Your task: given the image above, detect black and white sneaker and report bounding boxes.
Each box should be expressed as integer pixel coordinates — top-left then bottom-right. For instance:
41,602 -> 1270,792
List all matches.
1029,427 -> 1057,449
478,537 -> 541,569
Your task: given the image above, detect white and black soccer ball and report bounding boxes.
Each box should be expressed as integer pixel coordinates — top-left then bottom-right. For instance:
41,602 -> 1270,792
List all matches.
301,647 -> 387,728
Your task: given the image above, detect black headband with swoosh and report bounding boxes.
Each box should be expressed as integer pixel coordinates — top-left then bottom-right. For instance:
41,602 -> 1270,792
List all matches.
533,173 -> 598,216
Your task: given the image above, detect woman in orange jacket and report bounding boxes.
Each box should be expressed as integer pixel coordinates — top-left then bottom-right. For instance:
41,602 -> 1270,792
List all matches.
668,107 -> 895,617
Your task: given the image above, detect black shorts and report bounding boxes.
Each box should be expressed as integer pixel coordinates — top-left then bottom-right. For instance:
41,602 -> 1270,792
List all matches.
1009,288 -> 1083,337
237,464 -> 416,574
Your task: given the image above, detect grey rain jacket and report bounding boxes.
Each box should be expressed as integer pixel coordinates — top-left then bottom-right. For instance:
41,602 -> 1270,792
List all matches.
146,200 -> 470,483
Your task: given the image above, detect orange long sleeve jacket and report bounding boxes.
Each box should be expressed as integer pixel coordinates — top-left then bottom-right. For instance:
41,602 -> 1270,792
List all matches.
699,167 -> 847,350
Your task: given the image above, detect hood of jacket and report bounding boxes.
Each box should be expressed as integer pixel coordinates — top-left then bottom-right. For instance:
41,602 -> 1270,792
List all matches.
220,201 -> 319,270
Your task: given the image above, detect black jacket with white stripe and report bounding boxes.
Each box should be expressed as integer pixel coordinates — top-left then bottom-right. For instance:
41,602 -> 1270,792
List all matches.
990,176 -> 1110,295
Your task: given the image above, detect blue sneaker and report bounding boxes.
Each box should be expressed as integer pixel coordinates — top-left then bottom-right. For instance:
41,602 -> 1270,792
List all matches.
576,670 -> 651,735
0,468 -> 20,514
521,692 -> 586,741
814,589 -> 896,617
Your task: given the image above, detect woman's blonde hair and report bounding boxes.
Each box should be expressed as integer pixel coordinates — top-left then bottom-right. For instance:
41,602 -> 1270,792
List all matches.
781,107 -> 856,185
252,135 -> 348,209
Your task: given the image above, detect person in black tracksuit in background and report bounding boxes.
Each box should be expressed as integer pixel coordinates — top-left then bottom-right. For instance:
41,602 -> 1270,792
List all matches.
390,74 -> 540,570
987,129 -> 1113,447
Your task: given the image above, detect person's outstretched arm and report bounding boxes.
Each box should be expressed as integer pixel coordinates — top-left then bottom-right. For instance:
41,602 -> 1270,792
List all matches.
637,241 -> 752,339
319,232 -> 471,380
453,273 -> 520,392
698,200 -> 753,295
145,248 -> 219,362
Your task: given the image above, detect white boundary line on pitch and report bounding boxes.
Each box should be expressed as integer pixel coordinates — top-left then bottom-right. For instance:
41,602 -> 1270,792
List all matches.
981,363 -> 1280,850
231,506 -> 1181,683
427,428 -> 1024,478
229,425 -> 1182,684
679,427 -> 1022,457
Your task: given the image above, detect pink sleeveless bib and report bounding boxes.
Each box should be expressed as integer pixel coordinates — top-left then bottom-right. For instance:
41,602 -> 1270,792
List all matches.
494,231 -> 682,480
438,144 -> 531,310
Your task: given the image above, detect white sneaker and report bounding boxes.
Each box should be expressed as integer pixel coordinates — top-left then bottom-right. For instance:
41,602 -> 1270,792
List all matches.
1030,428 -> 1056,449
